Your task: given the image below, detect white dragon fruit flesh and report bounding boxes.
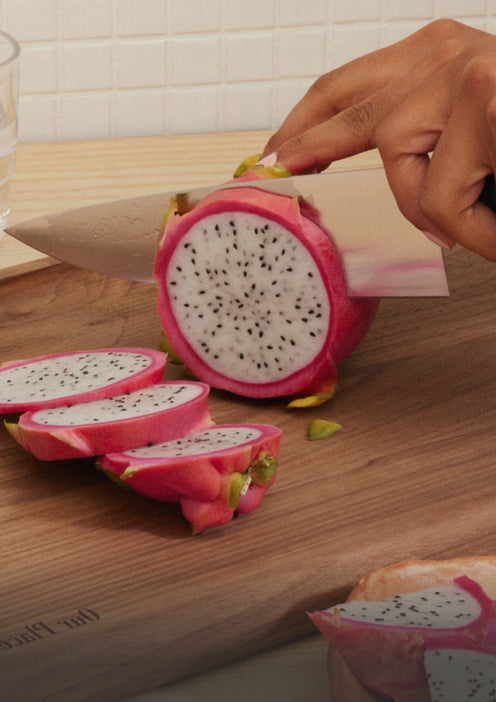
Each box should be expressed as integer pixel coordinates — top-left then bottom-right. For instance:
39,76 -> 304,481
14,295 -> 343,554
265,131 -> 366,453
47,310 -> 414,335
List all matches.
424,641 -> 496,701
99,423 -> 281,533
5,381 -> 211,460
154,172 -> 378,400
309,575 -> 496,701
0,348 -> 167,413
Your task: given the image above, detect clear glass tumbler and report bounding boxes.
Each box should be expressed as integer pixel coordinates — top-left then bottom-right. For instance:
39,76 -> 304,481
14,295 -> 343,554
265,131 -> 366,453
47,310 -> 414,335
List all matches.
0,30 -> 19,233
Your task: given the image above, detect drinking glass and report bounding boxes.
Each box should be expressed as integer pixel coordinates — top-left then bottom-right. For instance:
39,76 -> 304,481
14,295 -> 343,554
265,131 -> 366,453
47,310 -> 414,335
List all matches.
0,30 -> 19,234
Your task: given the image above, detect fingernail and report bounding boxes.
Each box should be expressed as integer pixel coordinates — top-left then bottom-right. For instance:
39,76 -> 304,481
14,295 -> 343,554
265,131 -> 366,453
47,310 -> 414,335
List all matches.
422,231 -> 454,250
256,152 -> 277,167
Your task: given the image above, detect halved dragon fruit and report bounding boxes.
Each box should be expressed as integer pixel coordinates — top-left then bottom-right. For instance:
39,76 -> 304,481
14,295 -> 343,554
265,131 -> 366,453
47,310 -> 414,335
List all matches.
424,641 -> 496,701
0,348 -> 167,413
99,423 -> 281,533
5,381 -> 211,460
309,575 -> 496,701
154,168 -> 378,400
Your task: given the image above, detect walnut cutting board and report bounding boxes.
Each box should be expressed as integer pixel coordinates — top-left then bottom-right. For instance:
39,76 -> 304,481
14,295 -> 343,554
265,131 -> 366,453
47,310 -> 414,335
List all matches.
1,134 -> 496,702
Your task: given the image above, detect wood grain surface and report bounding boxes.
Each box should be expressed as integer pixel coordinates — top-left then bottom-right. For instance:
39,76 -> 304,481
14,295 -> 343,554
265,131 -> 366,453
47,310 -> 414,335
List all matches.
1,134 -> 496,702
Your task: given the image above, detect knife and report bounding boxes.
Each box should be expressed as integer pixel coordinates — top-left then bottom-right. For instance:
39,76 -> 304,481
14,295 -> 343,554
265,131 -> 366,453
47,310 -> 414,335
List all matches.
5,167 -> 449,298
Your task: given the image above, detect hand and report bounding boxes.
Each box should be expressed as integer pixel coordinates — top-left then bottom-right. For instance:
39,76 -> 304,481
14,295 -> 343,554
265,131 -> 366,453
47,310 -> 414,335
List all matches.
261,19 -> 496,260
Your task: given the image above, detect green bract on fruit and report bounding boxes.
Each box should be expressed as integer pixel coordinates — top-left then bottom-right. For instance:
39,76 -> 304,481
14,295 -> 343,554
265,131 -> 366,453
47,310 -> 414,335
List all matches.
154,163 -> 378,400
0,348 -> 167,413
6,381 -> 211,460
99,423 -> 282,533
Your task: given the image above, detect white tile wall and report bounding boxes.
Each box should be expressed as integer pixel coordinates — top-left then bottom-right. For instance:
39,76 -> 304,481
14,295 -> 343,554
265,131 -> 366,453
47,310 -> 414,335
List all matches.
0,0 -> 492,143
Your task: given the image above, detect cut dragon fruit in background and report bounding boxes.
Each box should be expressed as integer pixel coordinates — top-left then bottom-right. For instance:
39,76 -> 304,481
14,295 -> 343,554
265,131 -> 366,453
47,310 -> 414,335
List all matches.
0,348 -> 167,413
154,180 -> 378,400
424,642 -> 496,701
6,381 -> 211,460
100,423 -> 282,533
309,575 -> 496,701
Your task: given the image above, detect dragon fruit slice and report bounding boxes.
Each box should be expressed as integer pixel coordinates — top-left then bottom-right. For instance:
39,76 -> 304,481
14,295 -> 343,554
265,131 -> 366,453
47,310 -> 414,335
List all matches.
0,348 -> 167,414
154,178 -> 378,399
309,575 -> 496,701
5,381 -> 211,460
424,641 -> 496,701
99,423 -> 281,532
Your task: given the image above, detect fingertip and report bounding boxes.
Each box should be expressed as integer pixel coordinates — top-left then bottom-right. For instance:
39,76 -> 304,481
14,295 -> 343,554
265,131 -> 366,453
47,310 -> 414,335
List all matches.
422,230 -> 455,250
274,141 -> 330,175
256,152 -> 278,167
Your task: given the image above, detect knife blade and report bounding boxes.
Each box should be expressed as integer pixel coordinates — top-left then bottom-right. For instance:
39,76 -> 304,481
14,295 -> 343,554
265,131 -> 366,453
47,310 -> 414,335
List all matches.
5,167 -> 449,298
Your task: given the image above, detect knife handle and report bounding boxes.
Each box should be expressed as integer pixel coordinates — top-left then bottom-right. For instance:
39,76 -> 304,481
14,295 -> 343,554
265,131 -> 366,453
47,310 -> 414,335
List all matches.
479,174 -> 496,212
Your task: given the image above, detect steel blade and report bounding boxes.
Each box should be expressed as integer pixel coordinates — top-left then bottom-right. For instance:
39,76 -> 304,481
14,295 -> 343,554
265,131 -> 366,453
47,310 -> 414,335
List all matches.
5,168 -> 448,297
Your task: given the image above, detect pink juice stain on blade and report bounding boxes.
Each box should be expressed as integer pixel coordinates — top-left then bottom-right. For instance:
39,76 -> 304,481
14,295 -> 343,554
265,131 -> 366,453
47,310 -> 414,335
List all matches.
341,246 -> 449,298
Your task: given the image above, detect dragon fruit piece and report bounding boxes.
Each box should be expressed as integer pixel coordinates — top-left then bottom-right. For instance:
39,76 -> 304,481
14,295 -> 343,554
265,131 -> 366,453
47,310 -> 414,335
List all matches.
5,381 -> 211,461
180,471 -> 252,534
154,184 -> 378,399
0,348 -> 167,414
182,449 -> 279,531
424,641 -> 496,701
309,575 -> 496,701
100,423 -> 281,532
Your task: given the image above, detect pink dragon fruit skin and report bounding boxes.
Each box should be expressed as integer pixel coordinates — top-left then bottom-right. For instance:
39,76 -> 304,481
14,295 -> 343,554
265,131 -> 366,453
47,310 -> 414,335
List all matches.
309,575 -> 496,701
0,347 -> 167,414
100,423 -> 281,532
154,184 -> 378,400
6,381 -> 211,461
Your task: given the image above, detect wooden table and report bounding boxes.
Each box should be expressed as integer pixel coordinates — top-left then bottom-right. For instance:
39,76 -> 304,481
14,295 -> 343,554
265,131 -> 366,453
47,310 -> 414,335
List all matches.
1,132 -> 496,702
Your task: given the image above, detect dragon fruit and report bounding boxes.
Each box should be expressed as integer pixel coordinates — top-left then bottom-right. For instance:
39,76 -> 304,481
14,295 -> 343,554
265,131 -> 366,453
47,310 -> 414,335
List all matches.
0,348 -> 167,414
154,164 -> 378,400
424,641 -> 496,701
309,575 -> 496,701
5,381 -> 211,460
99,423 -> 281,533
